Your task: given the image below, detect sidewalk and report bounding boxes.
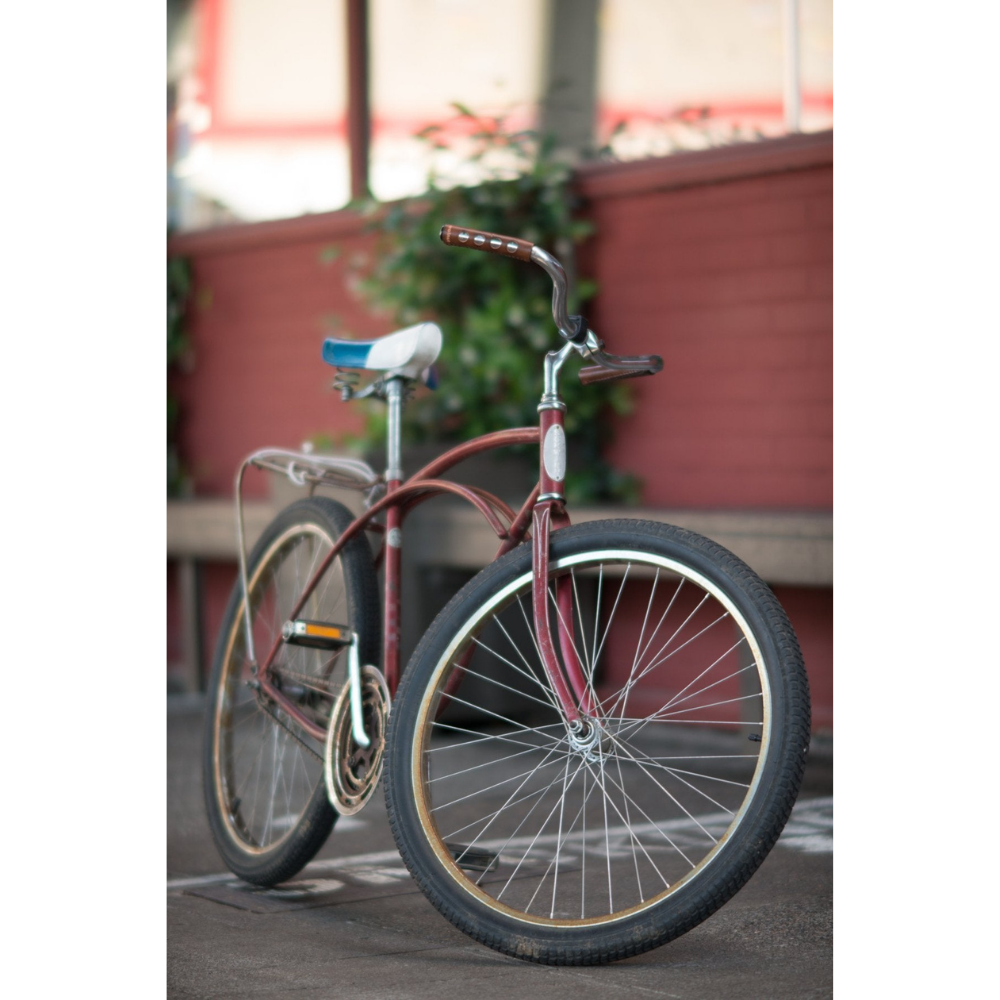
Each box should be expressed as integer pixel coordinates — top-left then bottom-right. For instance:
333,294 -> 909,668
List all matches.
168,695 -> 832,999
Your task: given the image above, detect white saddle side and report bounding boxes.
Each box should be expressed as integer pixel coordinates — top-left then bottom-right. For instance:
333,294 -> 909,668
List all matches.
323,322 -> 443,379
369,322 -> 442,375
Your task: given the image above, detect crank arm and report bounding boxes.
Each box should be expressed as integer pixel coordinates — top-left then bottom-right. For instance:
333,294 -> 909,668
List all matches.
347,636 -> 371,749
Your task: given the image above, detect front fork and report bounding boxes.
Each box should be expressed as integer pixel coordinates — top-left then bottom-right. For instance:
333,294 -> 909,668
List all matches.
532,400 -> 597,728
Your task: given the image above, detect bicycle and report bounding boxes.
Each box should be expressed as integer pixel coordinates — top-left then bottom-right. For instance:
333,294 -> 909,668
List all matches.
203,224 -> 811,965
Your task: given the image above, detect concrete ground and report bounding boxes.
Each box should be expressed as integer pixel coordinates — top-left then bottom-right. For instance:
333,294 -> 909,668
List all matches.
168,695 -> 832,999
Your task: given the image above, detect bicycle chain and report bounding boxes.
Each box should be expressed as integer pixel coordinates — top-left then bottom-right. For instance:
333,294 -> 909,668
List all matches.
270,666 -> 338,695
256,693 -> 325,764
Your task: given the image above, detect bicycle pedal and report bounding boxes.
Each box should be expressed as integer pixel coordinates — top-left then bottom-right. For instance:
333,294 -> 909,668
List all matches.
281,620 -> 353,651
445,843 -> 500,873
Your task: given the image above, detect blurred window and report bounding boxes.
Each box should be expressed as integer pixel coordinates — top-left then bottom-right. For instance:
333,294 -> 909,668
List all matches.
168,0 -> 832,231
596,0 -> 832,158
169,0 -> 349,229
369,0 -> 546,201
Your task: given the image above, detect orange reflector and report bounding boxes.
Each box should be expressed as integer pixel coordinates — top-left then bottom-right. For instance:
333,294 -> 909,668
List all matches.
304,624 -> 342,640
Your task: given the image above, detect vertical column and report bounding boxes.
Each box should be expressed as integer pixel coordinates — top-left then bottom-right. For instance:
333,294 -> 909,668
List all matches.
783,0 -> 802,133
346,0 -> 370,201
382,378 -> 404,692
539,0 -> 601,159
177,557 -> 202,692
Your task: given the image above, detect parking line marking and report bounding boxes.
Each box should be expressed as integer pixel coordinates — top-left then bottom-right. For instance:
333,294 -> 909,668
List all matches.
168,796 -> 832,890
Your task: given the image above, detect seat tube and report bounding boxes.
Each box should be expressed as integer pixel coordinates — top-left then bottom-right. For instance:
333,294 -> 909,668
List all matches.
383,378 -> 405,693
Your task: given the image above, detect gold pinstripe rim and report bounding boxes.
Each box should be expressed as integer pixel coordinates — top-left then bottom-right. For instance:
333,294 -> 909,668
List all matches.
213,521 -> 337,856
409,548 -> 773,928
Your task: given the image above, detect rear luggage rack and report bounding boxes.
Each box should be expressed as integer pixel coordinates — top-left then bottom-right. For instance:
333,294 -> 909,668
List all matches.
233,447 -> 384,667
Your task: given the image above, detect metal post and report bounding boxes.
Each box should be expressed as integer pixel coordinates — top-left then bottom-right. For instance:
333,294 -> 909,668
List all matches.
540,0 -> 600,159
346,0 -> 370,201
383,377 -> 404,693
783,0 -> 802,133
177,557 -> 203,692
385,379 -> 404,482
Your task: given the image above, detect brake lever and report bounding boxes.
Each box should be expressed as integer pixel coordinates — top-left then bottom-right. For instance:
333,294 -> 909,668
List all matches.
578,344 -> 663,385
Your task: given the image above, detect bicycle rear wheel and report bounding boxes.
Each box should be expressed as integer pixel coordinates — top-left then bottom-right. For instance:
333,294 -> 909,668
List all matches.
203,497 -> 380,886
384,519 -> 810,964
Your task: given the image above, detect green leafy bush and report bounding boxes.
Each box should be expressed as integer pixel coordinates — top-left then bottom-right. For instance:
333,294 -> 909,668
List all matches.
347,107 -> 638,503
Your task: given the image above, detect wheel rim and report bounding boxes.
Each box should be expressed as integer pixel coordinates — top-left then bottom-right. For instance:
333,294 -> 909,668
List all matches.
213,522 -> 349,854
409,549 -> 773,927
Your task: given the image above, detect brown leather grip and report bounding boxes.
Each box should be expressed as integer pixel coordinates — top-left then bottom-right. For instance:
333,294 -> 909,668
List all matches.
440,225 -> 534,262
579,364 -> 660,386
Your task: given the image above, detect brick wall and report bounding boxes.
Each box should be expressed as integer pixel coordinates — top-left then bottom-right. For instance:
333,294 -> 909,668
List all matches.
576,135 -> 832,509
170,215 -> 381,499
168,131 -> 833,730
171,133 -> 832,511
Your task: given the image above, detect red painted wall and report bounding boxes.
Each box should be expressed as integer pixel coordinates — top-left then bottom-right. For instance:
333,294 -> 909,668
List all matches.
171,217 -> 382,499
578,154 -> 832,509
168,133 -> 833,731
171,135 -> 832,509
773,585 -> 833,731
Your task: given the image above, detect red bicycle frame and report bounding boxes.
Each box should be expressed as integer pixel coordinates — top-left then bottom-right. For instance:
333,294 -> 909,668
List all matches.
252,416 -> 592,742
244,226 -> 661,742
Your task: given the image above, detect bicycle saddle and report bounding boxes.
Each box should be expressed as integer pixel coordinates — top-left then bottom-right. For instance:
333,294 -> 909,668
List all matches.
322,322 -> 443,380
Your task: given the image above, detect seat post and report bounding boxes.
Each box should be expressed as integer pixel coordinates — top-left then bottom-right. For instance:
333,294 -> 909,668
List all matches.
385,377 -> 405,482
382,376 -> 406,694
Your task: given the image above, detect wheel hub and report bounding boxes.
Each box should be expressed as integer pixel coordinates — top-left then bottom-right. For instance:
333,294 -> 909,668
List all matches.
566,718 -> 612,763
324,665 -> 390,815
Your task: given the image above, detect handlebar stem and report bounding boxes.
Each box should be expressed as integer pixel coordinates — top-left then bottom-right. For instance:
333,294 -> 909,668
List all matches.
540,341 -> 576,409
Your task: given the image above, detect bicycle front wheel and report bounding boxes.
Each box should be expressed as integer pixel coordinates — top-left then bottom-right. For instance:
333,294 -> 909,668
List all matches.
384,519 -> 810,964
203,497 -> 380,886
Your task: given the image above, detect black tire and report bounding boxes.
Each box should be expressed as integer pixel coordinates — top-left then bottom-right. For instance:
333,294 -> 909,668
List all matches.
384,519 -> 810,965
203,497 -> 380,886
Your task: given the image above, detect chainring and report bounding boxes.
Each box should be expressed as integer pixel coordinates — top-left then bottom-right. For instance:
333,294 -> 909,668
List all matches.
323,664 -> 390,815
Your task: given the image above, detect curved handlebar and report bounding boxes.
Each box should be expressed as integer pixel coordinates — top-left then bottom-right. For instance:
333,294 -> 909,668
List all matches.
440,225 -> 585,344
439,223 -> 662,384
440,225 -> 534,262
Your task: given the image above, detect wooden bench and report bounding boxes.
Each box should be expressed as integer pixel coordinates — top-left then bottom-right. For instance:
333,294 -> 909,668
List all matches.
167,499 -> 832,691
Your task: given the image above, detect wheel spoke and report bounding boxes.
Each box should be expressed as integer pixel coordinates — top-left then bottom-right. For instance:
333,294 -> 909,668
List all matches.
590,760 -> 689,876
611,738 -> 730,832
427,743 -> 560,784
458,650 -> 560,713
437,741 -> 571,853
616,573 -> 682,720
523,765 -> 595,915
612,745 -> 644,903
592,564 -> 631,679
492,614 -> 563,714
426,721 -> 566,754
429,752 -> 572,814
605,595 -> 720,720
652,691 -> 763,720
547,583 -> 590,696
432,690 -> 562,735
496,753 -> 589,903
658,661 -> 758,715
